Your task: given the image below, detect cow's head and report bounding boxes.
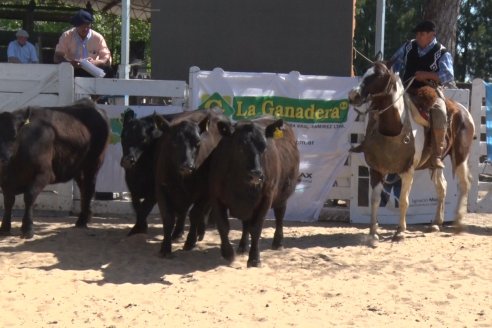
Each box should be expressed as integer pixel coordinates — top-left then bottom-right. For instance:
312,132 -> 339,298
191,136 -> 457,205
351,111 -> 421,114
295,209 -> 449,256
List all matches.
0,109 -> 31,166
156,114 -> 210,177
120,110 -> 163,169
217,118 -> 284,186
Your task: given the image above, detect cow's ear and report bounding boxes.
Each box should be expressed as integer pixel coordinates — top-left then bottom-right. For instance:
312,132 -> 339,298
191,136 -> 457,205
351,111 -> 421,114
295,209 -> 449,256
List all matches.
217,120 -> 233,137
265,119 -> 284,139
123,108 -> 136,125
153,115 -> 170,133
198,116 -> 209,134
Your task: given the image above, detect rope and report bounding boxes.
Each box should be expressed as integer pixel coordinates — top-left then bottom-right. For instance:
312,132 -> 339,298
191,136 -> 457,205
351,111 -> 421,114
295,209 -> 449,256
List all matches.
354,47 -> 374,65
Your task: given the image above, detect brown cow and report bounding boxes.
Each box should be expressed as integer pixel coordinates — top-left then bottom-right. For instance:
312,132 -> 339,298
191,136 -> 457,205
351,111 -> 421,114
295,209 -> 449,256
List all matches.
0,98 -> 110,238
209,116 -> 300,267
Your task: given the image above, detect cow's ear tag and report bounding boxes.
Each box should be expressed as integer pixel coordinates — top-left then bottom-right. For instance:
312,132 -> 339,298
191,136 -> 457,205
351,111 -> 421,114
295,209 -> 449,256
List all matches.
273,127 -> 283,139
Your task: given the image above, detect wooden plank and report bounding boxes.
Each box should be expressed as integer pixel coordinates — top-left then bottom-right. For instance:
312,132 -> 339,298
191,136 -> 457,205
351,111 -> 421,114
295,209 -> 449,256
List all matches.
0,80 -> 59,93
0,63 -> 61,81
0,94 -> 60,111
75,77 -> 187,98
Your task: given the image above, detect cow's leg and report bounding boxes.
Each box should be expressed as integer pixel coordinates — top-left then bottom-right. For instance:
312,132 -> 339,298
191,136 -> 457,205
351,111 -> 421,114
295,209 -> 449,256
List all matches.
21,178 -> 48,238
247,214 -> 266,268
369,169 -> 384,242
451,161 -> 470,233
156,188 -> 176,258
183,200 -> 210,250
74,170 -> 97,228
213,203 -> 234,264
430,167 -> 447,232
271,205 -> 285,250
237,220 -> 249,254
128,197 -> 154,235
0,192 -> 16,235
171,212 -> 186,242
393,170 -> 415,241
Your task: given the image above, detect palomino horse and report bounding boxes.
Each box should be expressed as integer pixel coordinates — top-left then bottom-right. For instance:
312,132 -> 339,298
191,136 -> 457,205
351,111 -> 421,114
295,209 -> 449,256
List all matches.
348,61 -> 475,242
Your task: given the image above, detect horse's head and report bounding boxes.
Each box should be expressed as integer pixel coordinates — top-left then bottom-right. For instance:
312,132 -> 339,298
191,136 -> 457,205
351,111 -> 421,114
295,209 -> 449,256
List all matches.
348,61 -> 396,107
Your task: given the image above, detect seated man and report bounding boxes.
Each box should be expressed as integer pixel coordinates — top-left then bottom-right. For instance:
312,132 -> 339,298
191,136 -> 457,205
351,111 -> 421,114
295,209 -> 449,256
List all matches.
53,9 -> 112,77
7,29 -> 39,64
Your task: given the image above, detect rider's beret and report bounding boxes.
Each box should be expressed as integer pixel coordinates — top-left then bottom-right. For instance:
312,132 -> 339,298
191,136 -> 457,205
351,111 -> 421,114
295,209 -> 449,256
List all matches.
70,9 -> 93,27
412,20 -> 436,33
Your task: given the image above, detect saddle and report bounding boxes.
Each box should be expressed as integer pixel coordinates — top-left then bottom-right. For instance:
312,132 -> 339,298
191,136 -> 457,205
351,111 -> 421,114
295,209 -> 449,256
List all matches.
407,85 -> 459,127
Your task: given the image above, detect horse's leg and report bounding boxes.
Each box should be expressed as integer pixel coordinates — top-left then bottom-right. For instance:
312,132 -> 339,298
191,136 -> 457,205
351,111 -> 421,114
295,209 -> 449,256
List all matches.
393,170 -> 414,241
369,170 -> 384,242
429,167 -> 447,232
450,161 -> 470,233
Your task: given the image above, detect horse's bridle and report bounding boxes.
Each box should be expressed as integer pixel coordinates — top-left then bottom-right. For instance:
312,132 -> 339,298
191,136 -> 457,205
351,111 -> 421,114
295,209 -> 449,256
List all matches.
354,75 -> 415,116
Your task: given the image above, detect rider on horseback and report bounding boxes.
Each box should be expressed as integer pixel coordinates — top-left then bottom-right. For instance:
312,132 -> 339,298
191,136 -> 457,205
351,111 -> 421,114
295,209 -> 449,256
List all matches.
389,20 -> 455,169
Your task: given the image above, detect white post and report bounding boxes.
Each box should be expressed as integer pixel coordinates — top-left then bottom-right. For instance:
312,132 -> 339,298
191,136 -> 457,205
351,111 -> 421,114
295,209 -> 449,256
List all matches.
119,0 -> 131,105
375,0 -> 385,57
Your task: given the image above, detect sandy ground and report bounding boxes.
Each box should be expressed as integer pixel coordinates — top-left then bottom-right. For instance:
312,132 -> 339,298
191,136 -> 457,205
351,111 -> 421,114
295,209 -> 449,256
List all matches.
0,212 -> 490,328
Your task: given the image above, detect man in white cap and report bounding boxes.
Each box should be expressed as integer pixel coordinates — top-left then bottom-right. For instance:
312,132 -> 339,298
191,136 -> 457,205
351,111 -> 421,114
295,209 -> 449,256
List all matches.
53,9 -> 112,77
7,29 -> 39,64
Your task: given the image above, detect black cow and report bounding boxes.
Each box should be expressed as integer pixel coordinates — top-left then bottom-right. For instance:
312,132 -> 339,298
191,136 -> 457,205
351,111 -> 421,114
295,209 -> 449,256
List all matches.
154,108 -> 230,257
0,98 -> 110,238
209,117 -> 300,267
120,109 -> 181,236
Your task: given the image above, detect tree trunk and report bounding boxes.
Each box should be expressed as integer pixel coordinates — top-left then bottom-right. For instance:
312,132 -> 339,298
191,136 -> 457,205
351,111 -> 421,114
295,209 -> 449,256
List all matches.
423,0 -> 460,58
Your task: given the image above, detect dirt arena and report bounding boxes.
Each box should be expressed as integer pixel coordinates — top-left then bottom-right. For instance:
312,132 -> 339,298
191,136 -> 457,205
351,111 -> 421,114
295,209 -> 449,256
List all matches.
0,212 -> 490,327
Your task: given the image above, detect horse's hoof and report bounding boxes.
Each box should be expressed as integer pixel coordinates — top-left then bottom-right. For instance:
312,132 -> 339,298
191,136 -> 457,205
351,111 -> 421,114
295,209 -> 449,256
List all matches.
453,224 -> 465,234
237,245 -> 248,254
159,251 -> 176,259
392,232 -> 405,242
429,225 -> 440,233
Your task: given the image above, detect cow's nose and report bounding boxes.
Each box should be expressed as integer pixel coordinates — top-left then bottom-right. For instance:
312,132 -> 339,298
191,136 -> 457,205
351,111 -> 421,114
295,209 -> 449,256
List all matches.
249,170 -> 264,184
179,164 -> 195,176
120,156 -> 136,169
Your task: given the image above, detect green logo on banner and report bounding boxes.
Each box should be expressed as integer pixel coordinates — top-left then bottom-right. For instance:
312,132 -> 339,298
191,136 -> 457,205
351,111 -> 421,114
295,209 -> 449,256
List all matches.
199,93 -> 349,123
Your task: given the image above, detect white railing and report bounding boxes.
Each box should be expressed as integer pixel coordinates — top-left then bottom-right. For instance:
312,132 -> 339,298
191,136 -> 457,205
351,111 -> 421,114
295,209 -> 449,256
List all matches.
0,63 -> 490,219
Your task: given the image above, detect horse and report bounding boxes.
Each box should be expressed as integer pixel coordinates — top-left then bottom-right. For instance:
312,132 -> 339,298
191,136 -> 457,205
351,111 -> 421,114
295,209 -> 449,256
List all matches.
348,60 -> 475,243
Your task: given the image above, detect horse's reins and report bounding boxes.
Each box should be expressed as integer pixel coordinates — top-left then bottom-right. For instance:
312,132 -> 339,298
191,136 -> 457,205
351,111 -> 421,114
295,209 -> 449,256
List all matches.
355,75 -> 416,116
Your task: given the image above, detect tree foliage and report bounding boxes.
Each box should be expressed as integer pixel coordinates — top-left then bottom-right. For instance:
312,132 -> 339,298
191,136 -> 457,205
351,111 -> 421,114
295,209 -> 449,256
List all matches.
354,0 -> 491,82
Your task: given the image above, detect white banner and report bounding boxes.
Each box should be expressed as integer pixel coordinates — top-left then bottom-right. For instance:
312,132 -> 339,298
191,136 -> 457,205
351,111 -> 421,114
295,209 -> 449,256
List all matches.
190,68 -> 359,221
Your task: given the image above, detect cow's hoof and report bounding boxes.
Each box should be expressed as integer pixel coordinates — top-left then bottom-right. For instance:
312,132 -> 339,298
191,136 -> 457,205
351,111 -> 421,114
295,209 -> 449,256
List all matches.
237,245 -> 248,254
128,225 -> 148,236
247,259 -> 262,268
159,250 -> 175,259
171,232 -> 184,242
221,244 -> 235,263
271,243 -> 283,251
183,240 -> 196,251
0,228 -> 11,236
429,224 -> 441,233
75,221 -> 88,228
20,230 -> 34,239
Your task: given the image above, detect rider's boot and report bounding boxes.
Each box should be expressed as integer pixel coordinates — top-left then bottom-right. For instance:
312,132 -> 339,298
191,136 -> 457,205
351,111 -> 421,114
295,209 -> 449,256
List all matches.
432,128 -> 446,169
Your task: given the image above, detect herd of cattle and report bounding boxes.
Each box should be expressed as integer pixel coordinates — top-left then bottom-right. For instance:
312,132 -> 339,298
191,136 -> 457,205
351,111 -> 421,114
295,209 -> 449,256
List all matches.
0,98 -> 300,267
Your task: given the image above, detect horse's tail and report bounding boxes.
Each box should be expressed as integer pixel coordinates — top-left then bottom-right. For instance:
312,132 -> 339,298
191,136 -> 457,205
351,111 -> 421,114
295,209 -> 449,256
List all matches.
446,99 -> 475,178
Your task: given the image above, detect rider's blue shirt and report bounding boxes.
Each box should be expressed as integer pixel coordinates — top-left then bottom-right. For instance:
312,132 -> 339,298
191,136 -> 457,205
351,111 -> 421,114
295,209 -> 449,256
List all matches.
390,38 -> 454,86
